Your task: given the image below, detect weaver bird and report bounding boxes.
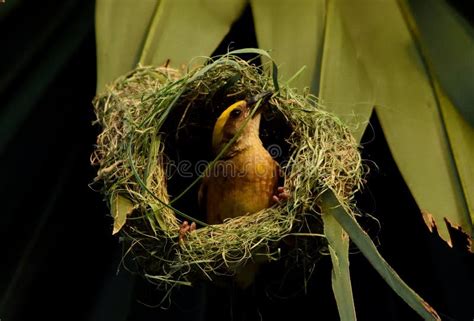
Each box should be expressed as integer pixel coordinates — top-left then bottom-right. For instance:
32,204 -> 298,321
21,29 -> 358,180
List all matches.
179,92 -> 288,285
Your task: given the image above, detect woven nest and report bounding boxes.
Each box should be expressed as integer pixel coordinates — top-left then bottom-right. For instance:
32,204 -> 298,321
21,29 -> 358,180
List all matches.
91,53 -> 363,290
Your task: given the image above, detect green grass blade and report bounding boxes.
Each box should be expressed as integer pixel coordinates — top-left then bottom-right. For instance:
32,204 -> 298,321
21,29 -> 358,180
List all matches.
225,48 -> 280,91
323,214 -> 357,321
126,135 -> 208,227
320,189 -> 441,321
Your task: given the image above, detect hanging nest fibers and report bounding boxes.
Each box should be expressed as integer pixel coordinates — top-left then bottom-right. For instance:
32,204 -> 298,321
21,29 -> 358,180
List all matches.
91,51 -> 363,291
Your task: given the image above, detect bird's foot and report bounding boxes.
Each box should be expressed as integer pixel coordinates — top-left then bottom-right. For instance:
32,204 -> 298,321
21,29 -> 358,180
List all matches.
272,186 -> 289,204
179,221 -> 196,243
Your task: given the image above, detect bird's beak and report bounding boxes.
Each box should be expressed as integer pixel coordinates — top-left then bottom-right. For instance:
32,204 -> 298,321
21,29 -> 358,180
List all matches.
246,91 -> 272,118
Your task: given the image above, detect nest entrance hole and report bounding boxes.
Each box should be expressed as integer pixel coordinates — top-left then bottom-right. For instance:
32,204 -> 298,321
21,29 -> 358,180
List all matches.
161,78 -> 293,223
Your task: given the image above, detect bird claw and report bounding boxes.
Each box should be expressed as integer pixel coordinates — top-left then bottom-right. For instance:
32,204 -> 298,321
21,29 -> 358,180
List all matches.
179,221 -> 196,243
272,186 -> 289,204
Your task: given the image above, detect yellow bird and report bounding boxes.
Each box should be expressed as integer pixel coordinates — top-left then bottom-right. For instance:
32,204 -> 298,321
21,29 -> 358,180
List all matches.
179,92 -> 287,286
202,91 -> 282,224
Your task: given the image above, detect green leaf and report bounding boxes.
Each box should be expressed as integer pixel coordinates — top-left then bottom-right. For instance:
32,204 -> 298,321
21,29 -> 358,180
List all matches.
323,214 -> 357,321
250,0 -> 326,93
95,0 -> 247,92
110,194 -> 135,235
406,0 -> 474,126
398,0 -> 474,244
95,0 -> 161,92
138,0 -> 247,67
318,0 -> 374,142
320,189 -> 441,321
320,0 -> 472,246
318,1 -> 364,317
436,86 -> 474,240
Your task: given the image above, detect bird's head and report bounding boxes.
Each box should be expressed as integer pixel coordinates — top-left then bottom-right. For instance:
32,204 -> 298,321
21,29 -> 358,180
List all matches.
212,91 -> 272,155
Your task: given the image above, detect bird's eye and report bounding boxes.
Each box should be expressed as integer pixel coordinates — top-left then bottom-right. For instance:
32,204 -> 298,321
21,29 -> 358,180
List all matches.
230,109 -> 242,118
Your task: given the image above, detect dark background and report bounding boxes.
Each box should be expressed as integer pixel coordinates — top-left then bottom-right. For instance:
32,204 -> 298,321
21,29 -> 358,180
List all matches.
0,1 -> 472,320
